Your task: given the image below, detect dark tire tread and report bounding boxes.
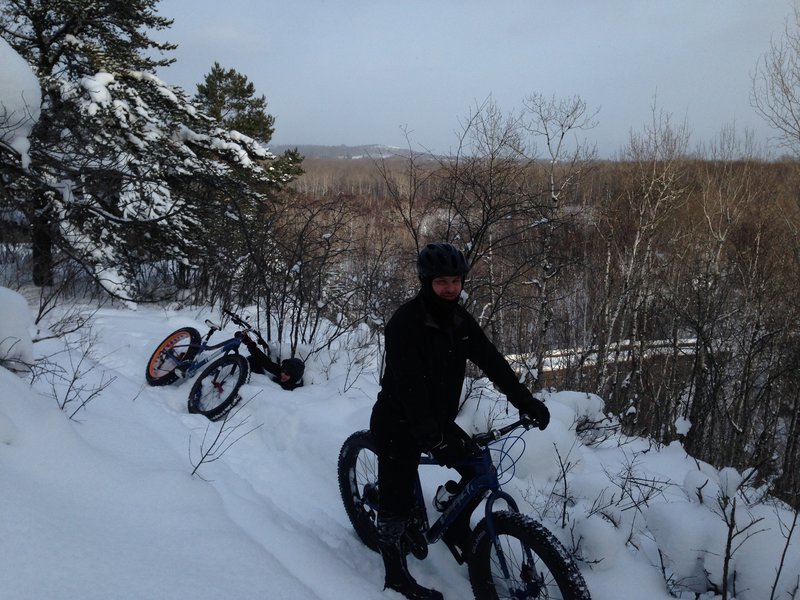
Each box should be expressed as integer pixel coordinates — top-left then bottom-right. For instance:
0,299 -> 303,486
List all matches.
187,354 -> 249,421
145,327 -> 201,386
469,511 -> 591,600
337,430 -> 380,552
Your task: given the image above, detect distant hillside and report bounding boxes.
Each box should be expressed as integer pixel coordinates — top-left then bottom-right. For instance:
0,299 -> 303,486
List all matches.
268,143 -> 438,160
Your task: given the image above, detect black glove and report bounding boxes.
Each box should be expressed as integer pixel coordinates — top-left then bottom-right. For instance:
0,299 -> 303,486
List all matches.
431,434 -> 481,468
512,391 -> 550,430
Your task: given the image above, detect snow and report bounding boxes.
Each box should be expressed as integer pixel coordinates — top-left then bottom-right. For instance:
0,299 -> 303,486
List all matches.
1,288 -> 798,600
674,415 -> 691,436
0,287 -> 35,369
0,37 -> 41,168
81,72 -> 116,114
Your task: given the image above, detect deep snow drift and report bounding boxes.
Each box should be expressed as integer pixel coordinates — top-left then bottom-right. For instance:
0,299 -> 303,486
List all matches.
0,289 -> 798,600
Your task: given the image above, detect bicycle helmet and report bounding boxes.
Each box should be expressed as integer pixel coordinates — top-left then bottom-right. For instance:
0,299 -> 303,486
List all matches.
416,243 -> 469,279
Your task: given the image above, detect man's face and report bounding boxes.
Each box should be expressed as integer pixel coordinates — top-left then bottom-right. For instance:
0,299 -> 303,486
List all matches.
431,275 -> 463,301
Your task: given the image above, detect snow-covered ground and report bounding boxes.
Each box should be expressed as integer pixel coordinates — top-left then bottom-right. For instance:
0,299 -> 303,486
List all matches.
1,288 -> 798,600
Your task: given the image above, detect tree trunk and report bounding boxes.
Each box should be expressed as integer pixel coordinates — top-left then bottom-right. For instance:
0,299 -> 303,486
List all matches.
31,209 -> 53,287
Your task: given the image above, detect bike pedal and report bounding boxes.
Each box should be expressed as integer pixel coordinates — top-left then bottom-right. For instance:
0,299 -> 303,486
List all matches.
403,528 -> 428,560
363,483 -> 379,508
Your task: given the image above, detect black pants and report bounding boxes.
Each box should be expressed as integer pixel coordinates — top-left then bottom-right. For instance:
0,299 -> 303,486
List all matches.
370,416 -> 476,521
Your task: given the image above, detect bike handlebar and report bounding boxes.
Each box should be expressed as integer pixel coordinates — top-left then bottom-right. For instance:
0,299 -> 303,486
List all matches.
223,309 -> 260,335
472,416 -> 537,447
223,309 -> 268,348
223,309 -> 250,329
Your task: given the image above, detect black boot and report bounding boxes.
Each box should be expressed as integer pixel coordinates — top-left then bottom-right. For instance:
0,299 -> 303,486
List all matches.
377,518 -> 443,600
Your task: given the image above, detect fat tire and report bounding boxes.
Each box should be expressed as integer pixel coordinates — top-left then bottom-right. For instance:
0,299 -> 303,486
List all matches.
337,430 -> 428,559
338,430 -> 381,552
469,511 -> 591,600
145,327 -> 201,386
187,354 -> 249,421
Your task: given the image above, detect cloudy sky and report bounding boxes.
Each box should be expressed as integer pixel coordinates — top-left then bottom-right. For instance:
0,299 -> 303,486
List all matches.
155,0 -> 795,158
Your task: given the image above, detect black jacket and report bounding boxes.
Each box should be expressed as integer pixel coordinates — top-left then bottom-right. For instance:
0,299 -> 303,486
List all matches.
371,292 -> 528,448
245,343 -> 304,391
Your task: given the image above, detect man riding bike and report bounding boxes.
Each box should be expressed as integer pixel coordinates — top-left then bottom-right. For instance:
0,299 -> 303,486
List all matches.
369,242 -> 550,599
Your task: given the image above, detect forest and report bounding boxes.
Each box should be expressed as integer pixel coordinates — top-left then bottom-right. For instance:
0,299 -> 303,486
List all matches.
285,130 -> 800,510
1,0 -> 799,511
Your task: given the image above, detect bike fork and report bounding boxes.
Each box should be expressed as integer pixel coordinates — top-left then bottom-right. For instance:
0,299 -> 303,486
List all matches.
484,493 -> 542,599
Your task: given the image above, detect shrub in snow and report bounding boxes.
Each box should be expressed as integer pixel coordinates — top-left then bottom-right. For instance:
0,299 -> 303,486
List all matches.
683,464 -> 723,504
570,509 -> 625,570
0,287 -> 34,371
644,460 -> 794,599
646,501 -> 715,593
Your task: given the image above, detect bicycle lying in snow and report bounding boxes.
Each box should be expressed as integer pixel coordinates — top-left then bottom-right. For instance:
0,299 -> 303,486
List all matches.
338,417 -> 591,600
144,310 -> 266,421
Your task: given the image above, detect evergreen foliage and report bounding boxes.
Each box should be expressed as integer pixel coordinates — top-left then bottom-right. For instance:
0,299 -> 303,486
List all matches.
195,62 -> 275,144
0,0 -> 300,300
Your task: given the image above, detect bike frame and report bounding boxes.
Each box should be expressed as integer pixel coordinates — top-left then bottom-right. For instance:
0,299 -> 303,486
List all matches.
163,321 -> 245,380
414,420 -> 537,585
418,448 -> 520,545
182,337 -> 242,378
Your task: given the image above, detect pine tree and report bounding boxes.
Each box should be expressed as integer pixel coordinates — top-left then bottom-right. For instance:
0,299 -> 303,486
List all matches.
0,0 -> 300,301
195,62 -> 275,144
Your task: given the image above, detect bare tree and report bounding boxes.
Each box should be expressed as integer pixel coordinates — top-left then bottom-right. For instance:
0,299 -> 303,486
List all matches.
752,5 -> 800,156
29,322 -> 116,420
751,4 -> 800,507
404,95 -> 597,372
520,93 -> 598,375
591,103 -> 690,415
373,129 -> 438,254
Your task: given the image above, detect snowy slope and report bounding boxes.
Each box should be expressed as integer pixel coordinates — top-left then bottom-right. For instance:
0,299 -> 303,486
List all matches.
1,299 -> 798,600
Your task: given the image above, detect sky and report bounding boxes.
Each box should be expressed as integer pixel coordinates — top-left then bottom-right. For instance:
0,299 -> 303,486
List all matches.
1,286 -> 799,599
152,0 -> 796,158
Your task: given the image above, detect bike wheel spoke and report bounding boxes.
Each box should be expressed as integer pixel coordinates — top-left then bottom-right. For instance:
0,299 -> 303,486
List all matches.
490,534 -> 560,599
197,365 -> 234,411
472,512 -> 590,600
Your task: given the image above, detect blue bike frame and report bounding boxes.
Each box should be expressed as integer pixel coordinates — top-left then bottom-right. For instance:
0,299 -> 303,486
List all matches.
411,421 -> 538,587
418,444 -> 521,546
165,321 -> 245,380
180,338 -> 243,378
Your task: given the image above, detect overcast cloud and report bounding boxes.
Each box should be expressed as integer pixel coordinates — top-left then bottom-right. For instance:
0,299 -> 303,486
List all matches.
155,0 -> 795,158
